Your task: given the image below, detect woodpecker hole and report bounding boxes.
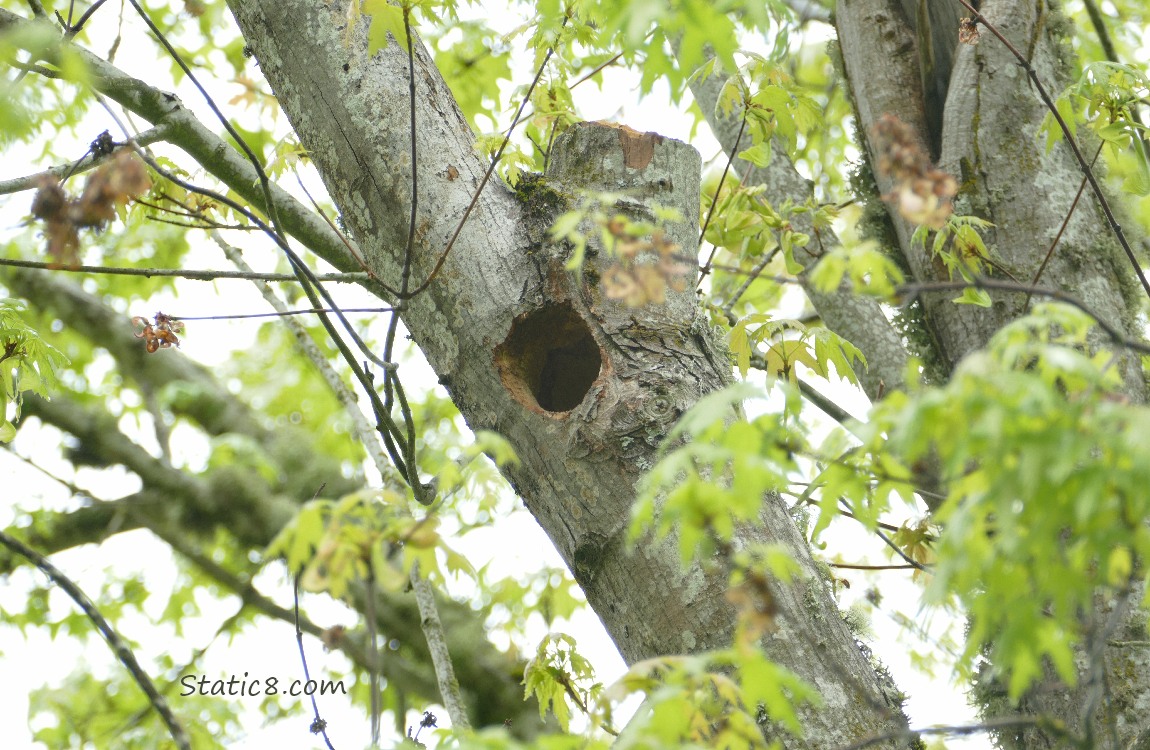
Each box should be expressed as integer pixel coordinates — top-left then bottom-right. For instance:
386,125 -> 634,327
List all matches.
495,304 -> 603,414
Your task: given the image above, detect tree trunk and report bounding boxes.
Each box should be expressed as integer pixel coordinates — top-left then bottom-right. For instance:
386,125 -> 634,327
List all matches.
684,54 -> 910,401
837,0 -> 1150,744
225,0 -> 912,744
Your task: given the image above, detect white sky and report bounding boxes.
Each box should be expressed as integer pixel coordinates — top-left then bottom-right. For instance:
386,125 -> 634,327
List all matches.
0,2 -> 988,748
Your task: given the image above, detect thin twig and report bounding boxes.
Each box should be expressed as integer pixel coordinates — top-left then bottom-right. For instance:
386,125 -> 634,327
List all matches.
381,6 -> 424,509
782,490 -> 928,535
124,0 -> 287,245
0,123 -> 172,195
62,0 -> 108,36
401,20 -> 562,299
229,219 -> 463,744
1025,143 -> 1103,307
1081,0 -> 1119,61
873,526 -> 930,572
366,567 -> 381,746
697,113 -> 747,290
212,232 -> 401,473
294,172 -> 372,278
4,57 -> 58,77
900,278 -> 1150,356
0,257 -> 368,283
0,530 -> 192,750
796,376 -> 861,428
172,307 -> 394,321
400,6 -> 419,298
720,245 -> 781,321
293,573 -> 337,750
955,0 -> 1150,300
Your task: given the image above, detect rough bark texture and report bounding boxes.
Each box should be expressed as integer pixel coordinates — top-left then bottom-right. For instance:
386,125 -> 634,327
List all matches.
225,0 -> 913,744
838,0 -> 1142,390
837,0 -> 1150,744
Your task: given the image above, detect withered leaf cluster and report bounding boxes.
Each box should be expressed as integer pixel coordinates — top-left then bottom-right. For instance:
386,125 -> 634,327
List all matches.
725,568 -> 778,643
601,223 -> 693,307
30,149 -> 152,266
959,17 -> 981,45
872,113 -> 958,230
132,311 -> 185,353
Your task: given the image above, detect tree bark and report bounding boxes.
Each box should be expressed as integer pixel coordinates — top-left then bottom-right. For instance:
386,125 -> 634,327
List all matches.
685,58 -> 911,400
224,0 -> 912,744
837,0 -> 1150,744
837,0 -> 1143,392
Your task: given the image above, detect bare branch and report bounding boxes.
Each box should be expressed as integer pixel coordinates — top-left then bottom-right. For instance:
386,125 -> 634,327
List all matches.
0,256 -> 368,283
0,8 -> 360,274
900,278 -> 1150,356
0,529 -> 192,750
411,564 -> 472,732
0,128 -> 169,198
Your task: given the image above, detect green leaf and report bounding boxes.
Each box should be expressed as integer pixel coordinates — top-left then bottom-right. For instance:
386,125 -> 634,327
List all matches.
955,286 -> 992,307
737,141 -> 772,168
363,0 -> 411,54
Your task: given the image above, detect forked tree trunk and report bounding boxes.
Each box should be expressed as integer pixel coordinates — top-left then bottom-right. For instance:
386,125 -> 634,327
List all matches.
837,0 -> 1150,745
226,0 -> 912,745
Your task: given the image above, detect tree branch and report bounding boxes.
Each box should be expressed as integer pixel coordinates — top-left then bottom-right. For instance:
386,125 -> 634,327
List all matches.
0,257 -> 368,284
686,52 -> 911,401
411,565 -> 471,731
899,278 -> 1150,357
0,123 -> 171,195
0,8 -> 362,276
0,529 -> 192,750
0,488 -> 148,575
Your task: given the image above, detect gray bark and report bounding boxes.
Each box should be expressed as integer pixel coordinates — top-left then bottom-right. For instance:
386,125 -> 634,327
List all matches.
837,0 -> 1150,744
837,0 -> 1142,391
686,58 -> 910,400
224,0 -> 912,744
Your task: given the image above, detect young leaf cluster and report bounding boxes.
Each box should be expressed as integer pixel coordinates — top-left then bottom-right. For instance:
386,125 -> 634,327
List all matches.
823,304 -> 1150,699
0,298 -> 68,442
